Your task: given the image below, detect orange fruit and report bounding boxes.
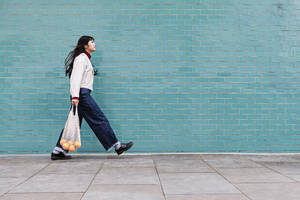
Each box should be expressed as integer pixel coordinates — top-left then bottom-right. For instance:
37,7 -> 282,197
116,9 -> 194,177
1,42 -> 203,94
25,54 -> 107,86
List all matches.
75,141 -> 81,148
60,139 -> 66,146
62,142 -> 70,150
69,145 -> 76,152
68,141 -> 73,145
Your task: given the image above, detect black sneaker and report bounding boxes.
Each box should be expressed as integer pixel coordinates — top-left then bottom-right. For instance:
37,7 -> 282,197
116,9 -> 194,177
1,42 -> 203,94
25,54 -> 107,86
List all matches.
51,152 -> 72,160
115,141 -> 134,155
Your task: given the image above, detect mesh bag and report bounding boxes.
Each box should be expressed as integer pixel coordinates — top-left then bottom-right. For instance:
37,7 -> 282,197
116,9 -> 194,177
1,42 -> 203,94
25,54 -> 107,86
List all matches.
60,104 -> 81,152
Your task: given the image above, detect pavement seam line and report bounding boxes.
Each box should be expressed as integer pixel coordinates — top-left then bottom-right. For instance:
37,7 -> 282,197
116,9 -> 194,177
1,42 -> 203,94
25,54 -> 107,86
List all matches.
0,161 -> 52,198
153,159 -> 167,200
80,160 -> 104,200
199,155 -> 253,200
250,159 -> 299,183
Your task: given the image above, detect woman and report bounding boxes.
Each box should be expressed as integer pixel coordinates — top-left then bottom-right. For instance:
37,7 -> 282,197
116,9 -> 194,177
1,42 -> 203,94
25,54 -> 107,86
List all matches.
51,35 -> 133,160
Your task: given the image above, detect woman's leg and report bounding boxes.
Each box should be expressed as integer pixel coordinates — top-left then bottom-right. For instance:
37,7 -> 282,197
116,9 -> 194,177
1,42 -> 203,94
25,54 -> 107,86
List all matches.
78,90 -> 120,151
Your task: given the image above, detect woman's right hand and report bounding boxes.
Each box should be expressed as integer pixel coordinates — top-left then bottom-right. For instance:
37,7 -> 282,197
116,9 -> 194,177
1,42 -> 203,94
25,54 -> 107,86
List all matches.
72,99 -> 79,107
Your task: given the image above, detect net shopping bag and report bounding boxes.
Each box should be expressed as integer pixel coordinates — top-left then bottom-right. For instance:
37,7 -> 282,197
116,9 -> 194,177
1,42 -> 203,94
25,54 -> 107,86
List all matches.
60,104 -> 81,152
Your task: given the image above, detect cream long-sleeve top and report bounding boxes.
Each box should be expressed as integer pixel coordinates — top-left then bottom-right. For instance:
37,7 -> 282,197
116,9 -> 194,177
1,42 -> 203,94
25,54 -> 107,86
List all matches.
70,52 -> 94,98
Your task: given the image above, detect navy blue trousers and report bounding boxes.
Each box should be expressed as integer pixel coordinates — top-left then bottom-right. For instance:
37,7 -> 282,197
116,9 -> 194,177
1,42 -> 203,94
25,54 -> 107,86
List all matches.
56,88 -> 119,152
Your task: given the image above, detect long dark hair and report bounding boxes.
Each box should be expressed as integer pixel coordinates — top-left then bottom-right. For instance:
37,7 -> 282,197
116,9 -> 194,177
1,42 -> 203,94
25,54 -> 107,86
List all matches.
65,35 -> 98,78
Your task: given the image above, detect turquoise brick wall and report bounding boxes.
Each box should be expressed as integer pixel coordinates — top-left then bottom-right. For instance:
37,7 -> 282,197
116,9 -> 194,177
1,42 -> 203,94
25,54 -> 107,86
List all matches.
0,0 -> 299,154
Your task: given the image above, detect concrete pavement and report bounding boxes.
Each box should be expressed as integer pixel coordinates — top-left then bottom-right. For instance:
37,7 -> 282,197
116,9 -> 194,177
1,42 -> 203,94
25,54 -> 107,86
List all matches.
0,153 -> 300,200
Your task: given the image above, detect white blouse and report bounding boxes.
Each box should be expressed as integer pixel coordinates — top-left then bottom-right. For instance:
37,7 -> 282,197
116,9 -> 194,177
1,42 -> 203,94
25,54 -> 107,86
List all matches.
70,53 -> 94,98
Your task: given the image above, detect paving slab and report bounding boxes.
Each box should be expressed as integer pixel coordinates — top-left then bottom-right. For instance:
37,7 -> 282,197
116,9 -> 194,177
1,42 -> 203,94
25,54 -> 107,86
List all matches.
0,163 -> 49,178
244,155 -> 300,163
1,153 -> 300,199
290,154 -> 300,161
202,155 -> 263,168
216,167 -> 295,183
0,178 -> 26,196
155,159 -> 214,173
9,174 -> 95,193
102,157 -> 154,168
159,172 -> 240,195
81,184 -> 165,200
0,155 -> 50,165
165,194 -> 250,200
151,154 -> 203,160
236,183 -> 300,200
68,154 -> 108,160
260,162 -> 300,174
93,167 -> 160,185
0,193 -> 83,200
285,174 -> 300,182
40,160 -> 103,175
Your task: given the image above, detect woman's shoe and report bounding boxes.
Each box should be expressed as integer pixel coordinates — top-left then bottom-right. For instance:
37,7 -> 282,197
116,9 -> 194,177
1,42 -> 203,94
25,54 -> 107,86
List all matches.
51,152 -> 72,160
115,141 -> 134,155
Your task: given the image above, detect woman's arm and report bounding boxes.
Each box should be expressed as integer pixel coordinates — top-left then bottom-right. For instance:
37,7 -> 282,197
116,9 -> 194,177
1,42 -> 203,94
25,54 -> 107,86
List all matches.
70,56 -> 86,100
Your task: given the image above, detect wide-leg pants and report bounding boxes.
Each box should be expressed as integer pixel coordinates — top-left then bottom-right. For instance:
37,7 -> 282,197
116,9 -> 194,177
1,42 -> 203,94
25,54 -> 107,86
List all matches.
55,88 -> 119,152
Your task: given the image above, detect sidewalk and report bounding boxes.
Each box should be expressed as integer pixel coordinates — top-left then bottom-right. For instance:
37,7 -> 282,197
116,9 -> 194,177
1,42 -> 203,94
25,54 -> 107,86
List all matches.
0,153 -> 300,200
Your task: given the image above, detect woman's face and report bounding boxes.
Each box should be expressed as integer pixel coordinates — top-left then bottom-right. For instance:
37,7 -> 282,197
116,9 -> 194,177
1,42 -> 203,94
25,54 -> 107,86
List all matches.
84,40 -> 96,52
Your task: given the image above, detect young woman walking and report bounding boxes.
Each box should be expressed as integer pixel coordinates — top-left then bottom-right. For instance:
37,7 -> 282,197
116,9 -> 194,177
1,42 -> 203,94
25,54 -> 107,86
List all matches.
51,35 -> 133,160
